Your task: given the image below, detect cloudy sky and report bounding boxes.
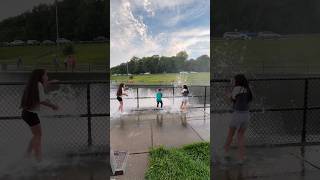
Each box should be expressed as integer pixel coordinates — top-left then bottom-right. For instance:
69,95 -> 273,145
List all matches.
0,0 -> 54,21
110,0 -> 210,67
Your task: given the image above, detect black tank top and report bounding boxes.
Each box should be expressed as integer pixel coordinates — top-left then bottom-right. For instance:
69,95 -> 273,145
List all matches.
233,88 -> 250,111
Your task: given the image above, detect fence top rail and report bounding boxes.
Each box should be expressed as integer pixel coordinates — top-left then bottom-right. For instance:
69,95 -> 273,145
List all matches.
0,80 -> 109,85
110,84 -> 209,89
211,77 -> 320,83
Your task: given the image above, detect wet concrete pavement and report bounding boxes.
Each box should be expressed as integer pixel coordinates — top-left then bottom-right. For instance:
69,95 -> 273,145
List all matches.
212,146 -> 320,180
110,108 -> 210,179
0,155 -> 111,180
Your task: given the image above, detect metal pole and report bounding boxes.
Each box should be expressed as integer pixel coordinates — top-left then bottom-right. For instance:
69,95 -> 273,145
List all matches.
136,88 -> 139,108
204,86 -> 207,111
302,79 -> 308,145
87,83 -> 92,146
55,0 -> 60,60
127,61 -> 129,75
172,87 -> 175,104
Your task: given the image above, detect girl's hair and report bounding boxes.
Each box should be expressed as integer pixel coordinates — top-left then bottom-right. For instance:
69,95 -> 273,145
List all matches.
234,74 -> 253,101
117,83 -> 124,96
183,85 -> 188,89
183,85 -> 189,93
20,69 -> 46,110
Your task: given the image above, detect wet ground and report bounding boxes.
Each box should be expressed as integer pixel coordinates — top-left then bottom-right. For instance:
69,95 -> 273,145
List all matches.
212,146 -> 320,180
0,155 -> 111,180
110,108 -> 210,179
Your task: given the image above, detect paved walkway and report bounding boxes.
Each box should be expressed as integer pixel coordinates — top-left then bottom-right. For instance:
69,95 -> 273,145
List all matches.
212,146 -> 320,180
0,155 -> 110,180
110,108 -> 210,179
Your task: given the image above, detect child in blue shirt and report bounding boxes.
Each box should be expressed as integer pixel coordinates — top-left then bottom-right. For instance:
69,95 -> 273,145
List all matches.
156,88 -> 163,108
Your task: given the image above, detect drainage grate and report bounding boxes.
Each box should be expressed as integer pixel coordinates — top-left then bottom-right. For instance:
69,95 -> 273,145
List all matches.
110,149 -> 129,176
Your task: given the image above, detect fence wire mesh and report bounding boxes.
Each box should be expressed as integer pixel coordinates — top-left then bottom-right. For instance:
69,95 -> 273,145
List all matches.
0,81 -> 109,155
110,85 -> 210,113
212,78 -> 320,146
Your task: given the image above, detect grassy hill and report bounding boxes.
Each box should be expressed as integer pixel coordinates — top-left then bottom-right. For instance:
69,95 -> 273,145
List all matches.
0,43 -> 108,65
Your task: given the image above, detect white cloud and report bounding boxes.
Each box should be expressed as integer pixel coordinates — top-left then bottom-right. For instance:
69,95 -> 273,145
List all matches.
110,0 -> 209,67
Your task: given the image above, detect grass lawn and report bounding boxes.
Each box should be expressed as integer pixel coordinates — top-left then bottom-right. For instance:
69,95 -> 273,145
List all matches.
0,43 -> 108,65
213,35 -> 320,74
111,72 -> 210,85
145,142 -> 210,180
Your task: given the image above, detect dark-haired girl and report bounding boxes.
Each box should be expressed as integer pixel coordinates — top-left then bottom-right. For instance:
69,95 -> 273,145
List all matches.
117,83 -> 128,113
21,69 -> 59,161
180,85 -> 189,112
224,74 -> 253,164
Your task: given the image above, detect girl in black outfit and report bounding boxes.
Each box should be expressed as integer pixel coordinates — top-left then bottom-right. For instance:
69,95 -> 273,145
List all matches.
117,83 -> 128,112
21,69 -> 59,161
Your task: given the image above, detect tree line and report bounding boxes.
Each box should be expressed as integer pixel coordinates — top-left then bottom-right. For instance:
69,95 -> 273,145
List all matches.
0,0 -> 108,42
213,0 -> 320,36
111,51 -> 210,75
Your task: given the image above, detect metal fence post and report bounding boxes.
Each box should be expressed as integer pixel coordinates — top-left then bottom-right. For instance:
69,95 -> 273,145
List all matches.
302,79 -> 308,145
137,88 -> 139,108
204,86 -> 207,111
172,87 -> 175,104
87,83 -> 92,146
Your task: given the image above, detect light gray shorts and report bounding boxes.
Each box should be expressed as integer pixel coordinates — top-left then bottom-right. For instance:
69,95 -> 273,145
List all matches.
229,111 -> 250,129
182,96 -> 189,103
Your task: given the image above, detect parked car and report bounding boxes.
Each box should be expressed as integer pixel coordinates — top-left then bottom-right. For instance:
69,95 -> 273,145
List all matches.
10,40 -> 25,46
223,32 -> 250,40
93,36 -> 107,42
240,32 -> 257,38
42,40 -> 55,45
258,31 -> 281,39
27,40 -> 40,45
56,38 -> 72,44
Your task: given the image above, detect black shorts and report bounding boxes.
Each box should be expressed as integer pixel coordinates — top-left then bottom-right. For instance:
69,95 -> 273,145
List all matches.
22,110 -> 40,127
117,96 -> 123,102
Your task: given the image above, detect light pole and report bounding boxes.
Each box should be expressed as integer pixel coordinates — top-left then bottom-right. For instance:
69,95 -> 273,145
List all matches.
55,0 -> 60,58
126,61 -> 129,75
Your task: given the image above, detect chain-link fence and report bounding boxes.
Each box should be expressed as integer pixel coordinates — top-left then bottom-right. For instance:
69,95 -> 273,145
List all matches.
0,81 -> 109,155
0,63 -> 107,72
211,77 -> 320,146
110,85 -> 210,114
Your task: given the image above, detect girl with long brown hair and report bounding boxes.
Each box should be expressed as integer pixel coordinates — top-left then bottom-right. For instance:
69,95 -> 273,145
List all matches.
116,83 -> 128,113
21,69 -> 59,161
224,74 -> 253,164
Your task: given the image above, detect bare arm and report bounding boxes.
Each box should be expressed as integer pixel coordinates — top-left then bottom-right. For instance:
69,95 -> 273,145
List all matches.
40,100 -> 58,110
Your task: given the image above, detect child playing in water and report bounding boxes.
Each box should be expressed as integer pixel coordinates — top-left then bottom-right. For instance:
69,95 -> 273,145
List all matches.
156,88 -> 163,108
180,85 -> 189,111
224,74 -> 253,164
20,69 -> 59,162
117,83 -> 128,113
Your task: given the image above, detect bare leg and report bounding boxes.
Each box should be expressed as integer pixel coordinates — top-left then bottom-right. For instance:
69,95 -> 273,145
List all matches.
25,138 -> 33,158
120,101 -> 124,112
224,127 -> 236,154
237,128 -> 246,161
30,124 -> 42,162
